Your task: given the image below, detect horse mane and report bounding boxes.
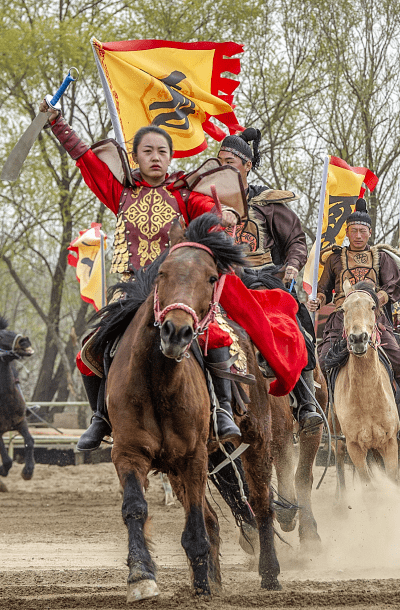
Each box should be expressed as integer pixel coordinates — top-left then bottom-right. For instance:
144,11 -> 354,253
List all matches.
240,265 -> 285,291
184,213 -> 245,272
351,281 -> 380,311
0,316 -> 8,330
90,251 -> 168,355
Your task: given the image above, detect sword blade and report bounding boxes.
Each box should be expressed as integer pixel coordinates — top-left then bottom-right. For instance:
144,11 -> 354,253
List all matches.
1,112 -> 49,181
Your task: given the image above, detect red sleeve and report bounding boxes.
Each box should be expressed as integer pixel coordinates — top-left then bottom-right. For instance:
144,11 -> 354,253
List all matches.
76,150 -> 124,215
186,191 -> 216,221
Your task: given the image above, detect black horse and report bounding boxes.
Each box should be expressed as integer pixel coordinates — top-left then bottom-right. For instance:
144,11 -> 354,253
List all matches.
0,317 -> 35,485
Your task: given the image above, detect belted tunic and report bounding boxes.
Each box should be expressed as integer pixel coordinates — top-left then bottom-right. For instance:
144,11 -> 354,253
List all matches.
316,245 -> 400,382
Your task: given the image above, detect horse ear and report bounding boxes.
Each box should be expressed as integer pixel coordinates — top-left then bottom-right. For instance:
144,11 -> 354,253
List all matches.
343,279 -> 352,296
169,218 -> 185,246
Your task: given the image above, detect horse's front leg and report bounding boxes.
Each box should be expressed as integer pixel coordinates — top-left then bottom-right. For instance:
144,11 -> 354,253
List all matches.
169,470 -> 221,593
15,419 -> 35,480
178,448 -> 212,597
0,435 -> 13,477
116,458 -> 158,603
346,441 -> 370,486
378,436 -> 398,483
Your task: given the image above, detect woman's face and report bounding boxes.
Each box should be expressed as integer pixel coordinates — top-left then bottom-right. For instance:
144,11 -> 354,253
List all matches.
133,133 -> 172,186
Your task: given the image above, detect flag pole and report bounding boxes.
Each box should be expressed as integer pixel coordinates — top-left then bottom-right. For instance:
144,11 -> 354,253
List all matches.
311,155 -> 330,301
100,229 -> 106,308
397,180 -> 400,249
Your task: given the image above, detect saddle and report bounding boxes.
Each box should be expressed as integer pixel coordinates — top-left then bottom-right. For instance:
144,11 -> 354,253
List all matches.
81,313 -> 256,416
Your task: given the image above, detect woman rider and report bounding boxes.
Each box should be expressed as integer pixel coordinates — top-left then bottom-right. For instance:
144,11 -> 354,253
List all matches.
39,100 -> 242,450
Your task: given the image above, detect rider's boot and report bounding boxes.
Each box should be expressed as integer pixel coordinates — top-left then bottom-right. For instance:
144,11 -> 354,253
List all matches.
77,374 -> 112,451
291,369 -> 323,435
206,346 -> 242,442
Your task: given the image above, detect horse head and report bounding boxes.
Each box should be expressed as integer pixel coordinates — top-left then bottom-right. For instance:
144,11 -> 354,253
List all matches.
0,316 -> 34,360
155,214 -> 244,361
342,279 -> 380,356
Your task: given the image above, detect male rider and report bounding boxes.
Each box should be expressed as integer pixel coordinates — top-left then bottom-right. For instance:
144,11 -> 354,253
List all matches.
307,198 -> 400,387
218,128 -> 323,433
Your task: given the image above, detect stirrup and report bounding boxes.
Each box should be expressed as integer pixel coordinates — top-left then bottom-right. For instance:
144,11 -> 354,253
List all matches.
215,407 -> 242,442
298,410 -> 323,436
76,414 -> 112,452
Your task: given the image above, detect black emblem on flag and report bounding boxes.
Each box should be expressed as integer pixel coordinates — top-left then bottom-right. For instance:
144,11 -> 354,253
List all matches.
321,195 -> 357,249
149,71 -> 195,130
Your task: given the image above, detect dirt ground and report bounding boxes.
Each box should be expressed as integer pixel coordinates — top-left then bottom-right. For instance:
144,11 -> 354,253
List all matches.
1,458 -> 400,609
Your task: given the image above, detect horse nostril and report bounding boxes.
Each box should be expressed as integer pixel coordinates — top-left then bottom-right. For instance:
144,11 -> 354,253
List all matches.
349,332 -> 368,345
160,320 -> 175,343
178,325 -> 193,346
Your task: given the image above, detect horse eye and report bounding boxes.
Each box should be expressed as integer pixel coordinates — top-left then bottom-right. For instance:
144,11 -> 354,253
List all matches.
209,276 -> 218,284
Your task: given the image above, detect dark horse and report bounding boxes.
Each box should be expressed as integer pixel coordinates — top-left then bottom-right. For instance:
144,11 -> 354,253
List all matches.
0,317 -> 35,487
91,214 -> 281,601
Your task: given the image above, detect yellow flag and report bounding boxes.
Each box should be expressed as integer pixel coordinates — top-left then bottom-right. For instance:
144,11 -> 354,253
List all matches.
68,223 -> 107,311
91,38 -> 243,158
303,156 -> 378,294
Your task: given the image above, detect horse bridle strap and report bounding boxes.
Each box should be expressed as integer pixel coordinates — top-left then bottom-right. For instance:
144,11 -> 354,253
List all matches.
153,242 -> 226,353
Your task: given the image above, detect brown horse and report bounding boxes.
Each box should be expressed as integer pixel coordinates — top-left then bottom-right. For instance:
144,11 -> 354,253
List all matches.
0,317 -> 35,488
331,280 -> 399,499
93,214 -> 281,601
270,364 -> 328,550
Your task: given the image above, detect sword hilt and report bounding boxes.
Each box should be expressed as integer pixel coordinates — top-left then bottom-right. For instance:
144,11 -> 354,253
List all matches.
46,67 -> 79,110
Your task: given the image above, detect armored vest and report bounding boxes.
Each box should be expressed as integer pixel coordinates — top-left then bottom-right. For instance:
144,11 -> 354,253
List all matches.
335,247 -> 379,307
225,188 -> 300,269
225,218 -> 273,268
111,181 -> 189,273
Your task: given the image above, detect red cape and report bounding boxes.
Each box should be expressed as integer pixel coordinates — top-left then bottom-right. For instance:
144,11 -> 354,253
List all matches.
220,274 -> 307,396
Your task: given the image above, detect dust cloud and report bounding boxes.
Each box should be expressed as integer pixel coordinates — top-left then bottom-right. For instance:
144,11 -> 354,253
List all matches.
276,464 -> 400,582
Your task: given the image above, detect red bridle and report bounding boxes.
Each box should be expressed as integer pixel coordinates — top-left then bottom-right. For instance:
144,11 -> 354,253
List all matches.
153,242 -> 226,357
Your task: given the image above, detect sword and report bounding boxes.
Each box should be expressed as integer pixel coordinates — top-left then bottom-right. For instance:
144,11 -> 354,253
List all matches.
1,67 -> 79,182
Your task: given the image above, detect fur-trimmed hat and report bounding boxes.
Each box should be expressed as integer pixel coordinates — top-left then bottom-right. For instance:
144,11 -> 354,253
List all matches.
219,127 -> 262,169
346,198 -> 372,228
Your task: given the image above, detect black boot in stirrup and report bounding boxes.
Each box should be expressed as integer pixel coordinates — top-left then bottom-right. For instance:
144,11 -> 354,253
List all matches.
77,375 -> 112,451
291,370 -> 323,435
206,347 -> 242,442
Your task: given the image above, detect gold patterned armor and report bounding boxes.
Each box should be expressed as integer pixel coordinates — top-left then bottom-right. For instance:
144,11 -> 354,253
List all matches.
111,184 -> 182,273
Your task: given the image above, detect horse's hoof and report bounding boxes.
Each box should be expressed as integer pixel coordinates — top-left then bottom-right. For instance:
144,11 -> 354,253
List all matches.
0,480 -> 8,492
239,523 -> 259,555
127,579 -> 159,603
21,469 -> 34,481
278,519 -> 297,533
261,577 -> 282,590
0,465 -> 11,477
